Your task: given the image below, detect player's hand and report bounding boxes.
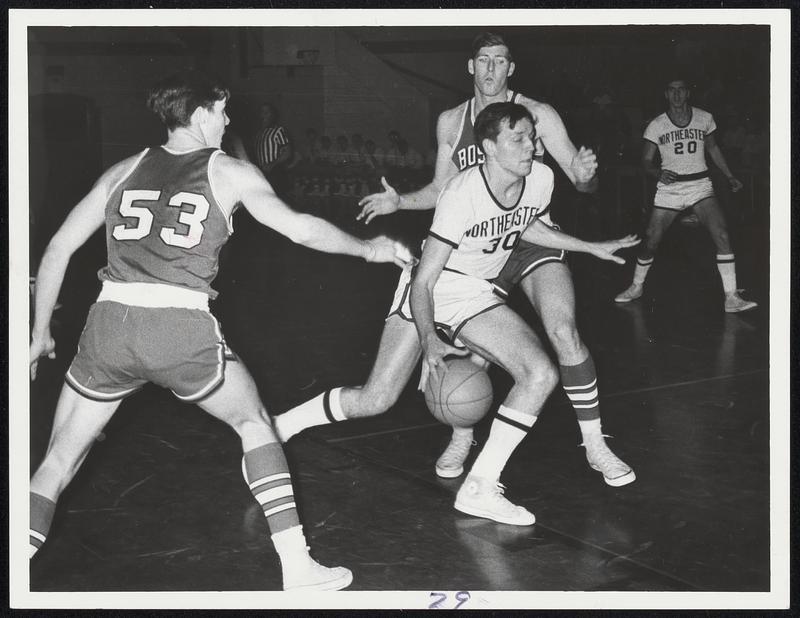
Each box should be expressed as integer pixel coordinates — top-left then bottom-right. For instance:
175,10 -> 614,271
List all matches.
418,334 -> 469,392
364,235 -> 417,268
659,169 -> 678,184
587,234 -> 641,264
571,146 -> 598,185
728,176 -> 743,192
30,332 -> 56,381
356,177 -> 400,224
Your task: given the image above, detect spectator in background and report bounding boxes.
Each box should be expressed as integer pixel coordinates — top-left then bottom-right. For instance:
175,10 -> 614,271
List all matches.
253,102 -> 292,197
299,127 -> 321,164
332,135 -> 352,167
315,135 -> 335,166
363,139 -> 384,171
349,133 -> 366,166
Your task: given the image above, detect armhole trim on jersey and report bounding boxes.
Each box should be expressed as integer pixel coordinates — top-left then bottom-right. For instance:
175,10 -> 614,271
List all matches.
643,137 -> 659,146
107,148 -> 149,199
208,149 -> 234,235
429,230 -> 459,249
448,101 -> 470,162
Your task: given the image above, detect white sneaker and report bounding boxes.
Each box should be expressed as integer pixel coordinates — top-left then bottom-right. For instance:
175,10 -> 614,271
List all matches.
282,552 -> 353,591
583,435 -> 636,487
614,282 -> 643,303
454,476 -> 535,526
724,291 -> 757,313
435,428 -> 475,478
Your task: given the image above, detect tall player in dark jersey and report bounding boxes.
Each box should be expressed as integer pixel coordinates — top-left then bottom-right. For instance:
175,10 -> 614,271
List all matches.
28,70 -> 411,591
357,32 -> 635,487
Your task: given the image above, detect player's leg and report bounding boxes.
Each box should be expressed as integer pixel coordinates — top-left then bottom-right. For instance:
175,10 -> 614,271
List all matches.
452,305 -> 559,525
693,196 -> 757,312
615,207 -> 680,302
30,386 -> 122,558
274,315 -> 421,441
196,358 -> 352,591
521,263 -> 635,487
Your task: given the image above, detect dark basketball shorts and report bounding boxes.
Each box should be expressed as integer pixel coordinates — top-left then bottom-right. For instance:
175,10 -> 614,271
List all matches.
66,300 -> 230,403
492,237 -> 567,299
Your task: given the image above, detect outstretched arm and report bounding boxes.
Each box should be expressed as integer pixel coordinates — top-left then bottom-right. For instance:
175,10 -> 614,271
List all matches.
30,164 -> 117,379
706,133 -> 743,192
521,219 -> 640,264
410,236 -> 469,390
528,100 -> 598,192
357,111 -> 459,223
219,155 -> 413,267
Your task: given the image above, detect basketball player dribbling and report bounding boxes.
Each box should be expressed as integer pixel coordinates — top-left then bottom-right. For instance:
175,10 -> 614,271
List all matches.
357,32 -> 636,487
275,103 -> 638,526
28,69 -> 412,591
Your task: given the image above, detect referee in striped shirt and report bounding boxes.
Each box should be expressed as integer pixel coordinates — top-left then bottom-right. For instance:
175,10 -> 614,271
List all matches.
254,102 -> 292,197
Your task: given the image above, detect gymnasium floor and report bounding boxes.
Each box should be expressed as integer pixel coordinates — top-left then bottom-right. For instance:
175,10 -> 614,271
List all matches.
28,196 -> 773,601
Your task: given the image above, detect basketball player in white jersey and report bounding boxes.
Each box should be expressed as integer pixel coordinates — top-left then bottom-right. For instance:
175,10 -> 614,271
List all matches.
275,103 -> 639,525
28,70 -> 411,591
614,76 -> 757,313
356,32 -> 635,487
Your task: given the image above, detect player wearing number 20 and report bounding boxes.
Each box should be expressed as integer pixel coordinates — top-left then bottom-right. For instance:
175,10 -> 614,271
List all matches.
614,76 -> 756,313
27,70 -> 412,591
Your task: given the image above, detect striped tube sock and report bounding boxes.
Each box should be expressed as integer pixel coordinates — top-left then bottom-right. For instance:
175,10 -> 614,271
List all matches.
716,254 -> 737,294
243,443 -> 301,535
633,257 -> 654,285
274,387 -> 347,442
469,405 -> 537,482
30,492 -> 56,558
560,356 -> 600,421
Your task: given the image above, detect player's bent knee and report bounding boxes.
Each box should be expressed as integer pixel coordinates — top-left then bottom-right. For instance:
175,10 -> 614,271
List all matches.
546,321 -> 582,354
358,386 -> 398,416
514,357 -> 558,395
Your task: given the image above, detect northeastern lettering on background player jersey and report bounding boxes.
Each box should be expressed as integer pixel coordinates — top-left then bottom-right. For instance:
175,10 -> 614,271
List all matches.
100,147 -> 232,298
643,106 -> 717,176
429,162 -> 554,281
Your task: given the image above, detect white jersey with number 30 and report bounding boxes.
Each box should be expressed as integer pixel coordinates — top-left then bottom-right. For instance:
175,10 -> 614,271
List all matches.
428,162 -> 554,281
643,106 -> 716,176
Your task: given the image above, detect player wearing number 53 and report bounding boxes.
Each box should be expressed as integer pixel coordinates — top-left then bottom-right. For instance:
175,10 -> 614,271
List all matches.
614,75 -> 756,313
28,70 -> 412,591
275,102 -> 639,526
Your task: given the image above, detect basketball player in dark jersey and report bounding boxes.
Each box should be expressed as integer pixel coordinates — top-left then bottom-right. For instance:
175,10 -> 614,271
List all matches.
28,70 -> 411,591
357,32 -> 634,487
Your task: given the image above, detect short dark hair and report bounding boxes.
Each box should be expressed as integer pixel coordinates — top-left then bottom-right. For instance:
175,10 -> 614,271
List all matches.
474,102 -> 534,148
471,32 -> 513,62
147,69 -> 230,131
664,70 -> 692,90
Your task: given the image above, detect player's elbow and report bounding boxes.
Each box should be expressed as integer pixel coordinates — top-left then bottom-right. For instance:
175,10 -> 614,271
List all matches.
284,214 -> 316,246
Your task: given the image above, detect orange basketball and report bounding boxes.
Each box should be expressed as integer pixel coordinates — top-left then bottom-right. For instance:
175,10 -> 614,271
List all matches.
424,358 -> 493,427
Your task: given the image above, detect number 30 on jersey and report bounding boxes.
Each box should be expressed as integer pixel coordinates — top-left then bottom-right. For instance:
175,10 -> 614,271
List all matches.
112,189 -> 209,249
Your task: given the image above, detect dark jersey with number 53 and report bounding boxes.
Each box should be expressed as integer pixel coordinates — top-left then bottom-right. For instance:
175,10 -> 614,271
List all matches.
99,147 -> 233,298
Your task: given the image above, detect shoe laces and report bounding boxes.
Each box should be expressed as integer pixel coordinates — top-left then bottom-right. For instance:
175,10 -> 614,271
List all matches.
440,434 -> 475,462
581,435 -> 628,470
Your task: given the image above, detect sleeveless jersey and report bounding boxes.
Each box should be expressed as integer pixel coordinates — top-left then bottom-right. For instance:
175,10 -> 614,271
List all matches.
429,162 -> 554,280
449,91 -> 545,171
99,147 -> 233,299
643,106 -> 717,176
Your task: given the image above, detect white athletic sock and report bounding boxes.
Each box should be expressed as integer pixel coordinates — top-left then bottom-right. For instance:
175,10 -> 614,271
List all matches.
469,405 -> 537,482
274,388 -> 346,442
578,418 -> 603,441
271,524 -> 311,566
632,257 -> 654,286
716,254 -> 737,294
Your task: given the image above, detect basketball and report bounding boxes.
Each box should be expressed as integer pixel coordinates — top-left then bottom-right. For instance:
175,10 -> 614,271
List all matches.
424,358 -> 493,427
